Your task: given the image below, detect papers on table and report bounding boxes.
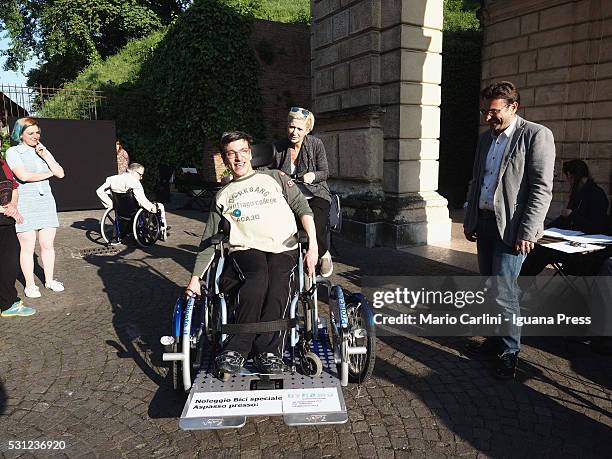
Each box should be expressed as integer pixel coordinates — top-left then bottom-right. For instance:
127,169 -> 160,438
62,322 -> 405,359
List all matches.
542,228 -> 585,238
541,228 -> 612,248
541,241 -> 606,254
564,234 -> 612,244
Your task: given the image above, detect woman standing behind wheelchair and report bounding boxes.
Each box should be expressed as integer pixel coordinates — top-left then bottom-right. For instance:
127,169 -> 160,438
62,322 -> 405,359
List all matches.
5,117 -> 65,299
273,107 -> 333,277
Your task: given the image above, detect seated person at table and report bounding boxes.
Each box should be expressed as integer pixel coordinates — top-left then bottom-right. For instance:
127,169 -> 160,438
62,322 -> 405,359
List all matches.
521,159 -> 609,276
185,131 -> 318,375
95,162 -> 168,239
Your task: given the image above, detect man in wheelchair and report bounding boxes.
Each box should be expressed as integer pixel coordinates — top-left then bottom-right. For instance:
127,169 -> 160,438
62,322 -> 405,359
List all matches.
185,131 -> 318,376
96,162 -> 168,241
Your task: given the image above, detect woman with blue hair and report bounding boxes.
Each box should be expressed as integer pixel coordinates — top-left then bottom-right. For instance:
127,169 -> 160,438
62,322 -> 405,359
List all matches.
5,117 -> 65,298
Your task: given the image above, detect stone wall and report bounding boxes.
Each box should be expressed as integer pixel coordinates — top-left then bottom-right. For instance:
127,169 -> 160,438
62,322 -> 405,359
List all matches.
311,0 -> 451,247
481,0 -> 612,216
252,20 -> 311,141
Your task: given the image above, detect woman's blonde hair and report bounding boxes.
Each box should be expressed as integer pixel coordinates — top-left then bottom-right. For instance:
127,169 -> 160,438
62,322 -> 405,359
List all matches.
287,107 -> 315,132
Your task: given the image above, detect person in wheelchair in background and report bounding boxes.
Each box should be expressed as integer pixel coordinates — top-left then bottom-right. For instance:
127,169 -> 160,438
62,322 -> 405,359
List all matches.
185,131 -> 318,376
96,162 -> 168,242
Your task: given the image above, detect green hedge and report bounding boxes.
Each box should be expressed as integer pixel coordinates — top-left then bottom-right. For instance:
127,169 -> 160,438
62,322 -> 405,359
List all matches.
41,0 -> 265,189
439,1 -> 482,208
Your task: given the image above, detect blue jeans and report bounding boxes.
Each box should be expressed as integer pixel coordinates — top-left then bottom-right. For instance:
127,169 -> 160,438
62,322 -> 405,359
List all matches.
476,214 -> 526,355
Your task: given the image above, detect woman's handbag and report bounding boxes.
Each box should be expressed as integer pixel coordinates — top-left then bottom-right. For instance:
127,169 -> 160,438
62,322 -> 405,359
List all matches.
329,193 -> 342,233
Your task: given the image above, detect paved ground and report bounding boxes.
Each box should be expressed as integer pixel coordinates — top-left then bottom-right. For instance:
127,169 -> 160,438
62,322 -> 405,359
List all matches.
1,202 -> 611,458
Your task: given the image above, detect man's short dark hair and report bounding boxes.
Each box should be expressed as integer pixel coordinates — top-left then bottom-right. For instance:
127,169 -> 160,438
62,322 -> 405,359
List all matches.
219,131 -> 253,158
480,81 -> 520,105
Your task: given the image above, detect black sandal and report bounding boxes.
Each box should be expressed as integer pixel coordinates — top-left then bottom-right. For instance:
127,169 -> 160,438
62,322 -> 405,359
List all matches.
254,353 -> 285,375
215,350 -> 245,375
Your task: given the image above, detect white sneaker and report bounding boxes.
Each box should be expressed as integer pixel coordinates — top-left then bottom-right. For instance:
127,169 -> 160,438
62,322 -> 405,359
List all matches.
24,285 -> 41,298
320,251 -> 333,278
45,280 -> 65,292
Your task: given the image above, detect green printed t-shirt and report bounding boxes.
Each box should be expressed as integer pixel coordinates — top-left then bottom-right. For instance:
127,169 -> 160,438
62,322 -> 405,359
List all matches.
193,170 -> 313,277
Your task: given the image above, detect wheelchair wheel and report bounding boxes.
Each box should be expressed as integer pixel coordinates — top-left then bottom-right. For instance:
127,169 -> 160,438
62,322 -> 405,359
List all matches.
133,208 -> 160,247
100,208 -> 118,244
346,295 -> 376,383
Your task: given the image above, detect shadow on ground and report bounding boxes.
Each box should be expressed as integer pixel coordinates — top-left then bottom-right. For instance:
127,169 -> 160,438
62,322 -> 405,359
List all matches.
331,235 -> 611,455
375,334 -> 612,456
81,241 -> 196,419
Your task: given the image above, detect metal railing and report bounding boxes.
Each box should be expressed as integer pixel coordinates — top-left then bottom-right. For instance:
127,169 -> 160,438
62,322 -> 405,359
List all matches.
0,84 -> 104,126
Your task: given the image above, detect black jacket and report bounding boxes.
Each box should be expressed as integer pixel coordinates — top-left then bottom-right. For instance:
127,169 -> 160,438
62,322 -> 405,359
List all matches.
272,135 -> 331,203
548,179 -> 609,233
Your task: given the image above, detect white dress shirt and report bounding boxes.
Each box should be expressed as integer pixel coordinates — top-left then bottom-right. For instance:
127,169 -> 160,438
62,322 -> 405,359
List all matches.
96,172 -> 156,213
479,116 -> 518,211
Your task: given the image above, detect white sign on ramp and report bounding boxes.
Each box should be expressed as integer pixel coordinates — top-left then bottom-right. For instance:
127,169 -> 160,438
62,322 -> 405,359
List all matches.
185,388 -> 341,418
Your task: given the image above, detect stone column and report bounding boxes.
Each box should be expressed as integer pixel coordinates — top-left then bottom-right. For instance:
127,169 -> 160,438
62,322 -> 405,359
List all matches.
312,0 -> 451,247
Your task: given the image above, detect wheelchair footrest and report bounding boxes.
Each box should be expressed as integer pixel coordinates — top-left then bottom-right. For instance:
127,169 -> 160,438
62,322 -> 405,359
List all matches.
178,328 -> 348,430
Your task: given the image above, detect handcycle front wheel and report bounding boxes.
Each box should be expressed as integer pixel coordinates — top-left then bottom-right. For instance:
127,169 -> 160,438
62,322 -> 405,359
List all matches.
100,208 -> 118,244
170,341 -> 184,393
346,295 -> 376,383
133,208 -> 160,247
170,337 -> 197,394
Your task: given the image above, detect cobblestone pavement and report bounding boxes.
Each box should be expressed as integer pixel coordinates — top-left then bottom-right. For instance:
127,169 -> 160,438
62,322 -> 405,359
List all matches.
1,206 -> 611,458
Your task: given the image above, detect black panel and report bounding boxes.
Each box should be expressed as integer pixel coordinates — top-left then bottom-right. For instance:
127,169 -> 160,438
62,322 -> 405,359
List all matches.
9,118 -> 117,211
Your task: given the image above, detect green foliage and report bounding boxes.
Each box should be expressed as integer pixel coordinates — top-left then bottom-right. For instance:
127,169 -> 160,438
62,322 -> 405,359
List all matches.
133,0 -> 265,181
0,0 -> 185,87
255,0 -> 310,23
40,31 -> 167,119
444,0 -> 481,31
41,0 -> 264,190
439,0 -> 482,208
1,131 -> 10,160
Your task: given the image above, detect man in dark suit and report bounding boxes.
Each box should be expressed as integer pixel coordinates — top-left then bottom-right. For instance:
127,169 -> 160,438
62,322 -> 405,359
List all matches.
464,81 -> 556,379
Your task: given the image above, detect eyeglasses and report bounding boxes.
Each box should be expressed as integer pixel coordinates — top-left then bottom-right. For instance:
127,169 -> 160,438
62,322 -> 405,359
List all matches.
225,148 -> 250,158
479,106 -> 510,116
290,107 -> 310,117
136,171 -> 143,179
479,102 -> 517,116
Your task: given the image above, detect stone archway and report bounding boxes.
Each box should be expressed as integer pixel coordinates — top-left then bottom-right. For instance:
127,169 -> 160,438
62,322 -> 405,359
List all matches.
311,0 -> 451,247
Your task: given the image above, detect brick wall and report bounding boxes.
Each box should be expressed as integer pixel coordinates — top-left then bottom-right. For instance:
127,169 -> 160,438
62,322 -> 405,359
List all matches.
201,20 -> 311,182
251,20 -> 311,141
481,0 -> 612,216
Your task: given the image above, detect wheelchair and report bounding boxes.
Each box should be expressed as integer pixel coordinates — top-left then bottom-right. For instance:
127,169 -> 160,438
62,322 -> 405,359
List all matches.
161,232 -> 376,430
100,190 -> 163,247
